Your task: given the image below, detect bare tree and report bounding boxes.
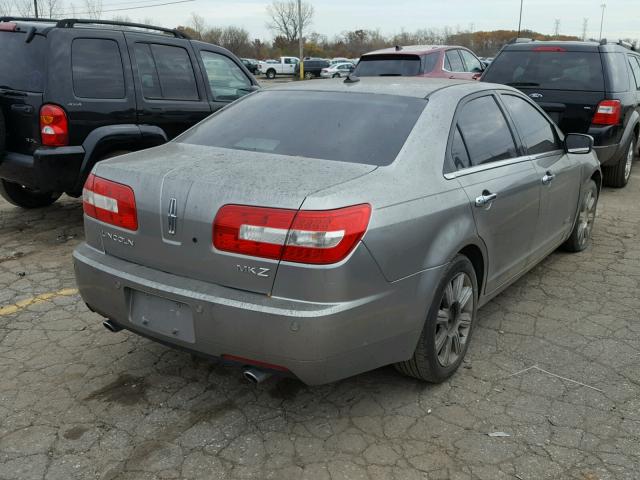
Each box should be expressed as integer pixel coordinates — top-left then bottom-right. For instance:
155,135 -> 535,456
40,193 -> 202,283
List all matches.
14,0 -> 34,16
189,12 -> 206,39
83,0 -> 103,18
266,0 -> 313,43
41,0 -> 65,19
0,0 -> 13,15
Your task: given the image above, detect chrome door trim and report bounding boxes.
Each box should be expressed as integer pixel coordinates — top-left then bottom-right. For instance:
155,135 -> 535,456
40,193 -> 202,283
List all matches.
444,155 -> 532,180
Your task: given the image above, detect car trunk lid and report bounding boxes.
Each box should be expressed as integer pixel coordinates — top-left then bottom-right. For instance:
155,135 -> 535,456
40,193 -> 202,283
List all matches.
93,143 -> 377,295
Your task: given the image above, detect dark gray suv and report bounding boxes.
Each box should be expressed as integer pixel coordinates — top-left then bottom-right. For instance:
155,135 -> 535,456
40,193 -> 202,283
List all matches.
482,39 -> 640,187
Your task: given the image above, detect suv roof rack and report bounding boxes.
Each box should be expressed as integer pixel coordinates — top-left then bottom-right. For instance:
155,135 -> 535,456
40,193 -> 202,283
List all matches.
600,38 -> 637,51
0,16 -> 57,23
55,18 -> 190,39
508,37 -> 534,44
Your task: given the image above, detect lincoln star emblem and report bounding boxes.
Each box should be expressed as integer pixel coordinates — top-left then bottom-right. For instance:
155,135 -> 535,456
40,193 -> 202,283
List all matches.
168,198 -> 178,235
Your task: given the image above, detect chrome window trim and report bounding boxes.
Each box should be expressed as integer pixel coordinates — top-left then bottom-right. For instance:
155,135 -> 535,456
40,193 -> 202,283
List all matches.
444,155 -> 532,179
529,149 -> 564,160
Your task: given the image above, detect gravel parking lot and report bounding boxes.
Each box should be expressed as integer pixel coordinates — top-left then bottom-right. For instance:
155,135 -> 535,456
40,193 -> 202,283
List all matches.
0,166 -> 639,480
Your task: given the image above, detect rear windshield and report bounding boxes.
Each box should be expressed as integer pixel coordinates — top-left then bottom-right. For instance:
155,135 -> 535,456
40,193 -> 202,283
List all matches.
0,32 -> 47,92
178,90 -> 426,166
483,50 -> 604,91
355,53 -> 437,77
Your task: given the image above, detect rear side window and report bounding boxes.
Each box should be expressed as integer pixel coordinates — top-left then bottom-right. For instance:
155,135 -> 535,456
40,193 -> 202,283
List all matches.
354,54 -> 422,76
134,43 -> 199,100
445,50 -> 465,72
455,96 -> 518,167
72,38 -> 125,99
451,127 -> 471,170
483,50 -> 604,91
603,52 -> 630,92
0,32 -> 47,92
628,56 -> 640,90
502,95 -> 560,155
179,90 -> 426,166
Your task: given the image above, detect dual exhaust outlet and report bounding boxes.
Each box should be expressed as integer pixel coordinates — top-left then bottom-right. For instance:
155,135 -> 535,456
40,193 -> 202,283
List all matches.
102,320 -> 272,384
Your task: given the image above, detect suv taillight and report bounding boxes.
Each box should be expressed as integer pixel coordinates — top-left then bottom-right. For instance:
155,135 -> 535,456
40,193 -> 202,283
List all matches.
40,104 -> 68,146
213,204 -> 371,265
82,173 -> 138,231
592,100 -> 622,126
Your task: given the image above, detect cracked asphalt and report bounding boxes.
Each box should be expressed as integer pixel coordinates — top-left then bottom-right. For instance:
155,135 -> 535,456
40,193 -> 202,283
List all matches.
0,166 -> 639,480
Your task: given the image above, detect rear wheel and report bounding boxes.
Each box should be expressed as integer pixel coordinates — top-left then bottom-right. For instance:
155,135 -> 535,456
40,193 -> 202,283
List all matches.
562,180 -> 598,252
266,69 -> 276,79
304,71 -> 314,80
0,180 -> 61,208
603,137 -> 635,188
395,254 -> 478,383
332,73 -> 340,78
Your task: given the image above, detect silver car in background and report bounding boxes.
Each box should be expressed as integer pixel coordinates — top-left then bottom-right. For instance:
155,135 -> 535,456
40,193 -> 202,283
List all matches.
74,78 -> 601,385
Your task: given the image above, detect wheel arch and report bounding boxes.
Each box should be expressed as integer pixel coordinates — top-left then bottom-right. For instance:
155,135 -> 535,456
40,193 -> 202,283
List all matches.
458,243 -> 485,295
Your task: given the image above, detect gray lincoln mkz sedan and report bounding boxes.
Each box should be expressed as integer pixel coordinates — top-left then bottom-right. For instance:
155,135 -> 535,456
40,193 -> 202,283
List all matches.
74,78 -> 601,385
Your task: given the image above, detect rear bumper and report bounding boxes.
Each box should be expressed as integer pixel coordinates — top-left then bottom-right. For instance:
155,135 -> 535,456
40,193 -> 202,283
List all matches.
589,124 -> 626,166
73,243 -> 444,385
0,147 -> 85,192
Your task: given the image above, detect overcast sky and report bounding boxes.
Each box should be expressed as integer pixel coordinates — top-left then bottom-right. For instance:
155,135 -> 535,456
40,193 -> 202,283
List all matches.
95,0 -> 638,41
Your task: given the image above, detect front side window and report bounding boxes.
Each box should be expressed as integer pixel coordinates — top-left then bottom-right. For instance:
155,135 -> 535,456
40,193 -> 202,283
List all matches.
502,95 -> 560,155
200,51 -> 251,102
456,95 -> 518,167
446,50 -> 465,72
178,90 -> 426,166
629,55 -> 640,90
72,38 -> 125,99
460,49 -> 483,73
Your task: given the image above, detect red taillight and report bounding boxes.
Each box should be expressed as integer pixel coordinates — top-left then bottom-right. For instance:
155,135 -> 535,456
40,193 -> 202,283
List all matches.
532,46 -> 567,52
40,104 -> 68,147
592,100 -> 621,126
213,204 -> 371,265
82,173 -> 138,231
0,22 -> 17,31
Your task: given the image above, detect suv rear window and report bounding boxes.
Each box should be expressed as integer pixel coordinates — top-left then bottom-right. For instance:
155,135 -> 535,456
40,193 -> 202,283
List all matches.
0,32 -> 47,92
179,90 -> 426,166
483,50 -> 604,91
355,54 -> 437,76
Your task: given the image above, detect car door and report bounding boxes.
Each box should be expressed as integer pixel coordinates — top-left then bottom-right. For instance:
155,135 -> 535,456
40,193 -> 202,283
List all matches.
284,57 -> 296,74
500,93 -> 582,262
194,48 -> 255,112
446,93 -> 541,294
125,33 -> 212,139
445,49 -> 474,80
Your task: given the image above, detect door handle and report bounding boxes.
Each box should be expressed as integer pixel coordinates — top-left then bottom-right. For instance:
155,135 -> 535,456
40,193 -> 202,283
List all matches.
542,172 -> 556,185
11,104 -> 33,114
475,191 -> 498,208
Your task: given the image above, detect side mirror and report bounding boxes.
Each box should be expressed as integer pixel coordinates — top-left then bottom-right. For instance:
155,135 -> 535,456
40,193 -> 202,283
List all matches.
565,133 -> 594,154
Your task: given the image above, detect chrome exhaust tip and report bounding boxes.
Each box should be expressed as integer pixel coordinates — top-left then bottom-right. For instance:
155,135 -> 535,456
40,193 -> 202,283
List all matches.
103,320 -> 123,333
243,367 -> 272,384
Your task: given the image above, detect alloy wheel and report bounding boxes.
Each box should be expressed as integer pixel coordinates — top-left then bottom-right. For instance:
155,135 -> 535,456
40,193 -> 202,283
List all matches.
435,272 -> 474,367
624,141 -> 634,181
577,189 -> 597,248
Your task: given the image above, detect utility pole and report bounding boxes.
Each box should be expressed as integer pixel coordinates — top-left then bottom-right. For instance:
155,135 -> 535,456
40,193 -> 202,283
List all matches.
517,0 -> 524,36
34,0 -> 39,18
553,19 -> 560,38
298,0 -> 304,80
582,18 -> 588,41
599,3 -> 606,41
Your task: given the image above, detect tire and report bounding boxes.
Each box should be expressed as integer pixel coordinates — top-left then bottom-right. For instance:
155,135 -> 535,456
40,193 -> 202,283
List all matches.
603,137 -> 635,188
395,254 -> 478,383
332,73 -> 340,78
0,180 -> 61,209
0,109 -> 5,155
562,180 -> 598,253
266,69 -> 276,79
304,71 -> 314,80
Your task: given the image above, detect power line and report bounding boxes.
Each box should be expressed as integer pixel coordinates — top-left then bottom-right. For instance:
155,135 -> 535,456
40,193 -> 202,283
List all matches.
60,0 -> 195,16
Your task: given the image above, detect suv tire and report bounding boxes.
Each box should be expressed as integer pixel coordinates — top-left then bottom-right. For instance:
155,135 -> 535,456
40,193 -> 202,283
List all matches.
266,69 -> 276,79
395,254 -> 478,383
0,180 -> 61,208
0,110 -> 5,155
603,137 -> 635,188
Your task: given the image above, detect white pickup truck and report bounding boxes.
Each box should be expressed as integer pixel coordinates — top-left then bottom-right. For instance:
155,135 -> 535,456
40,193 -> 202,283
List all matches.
259,56 -> 300,79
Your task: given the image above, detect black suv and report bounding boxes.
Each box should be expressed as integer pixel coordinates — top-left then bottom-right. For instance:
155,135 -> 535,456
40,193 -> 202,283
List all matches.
0,18 -> 259,208
295,59 -> 330,79
482,40 -> 640,187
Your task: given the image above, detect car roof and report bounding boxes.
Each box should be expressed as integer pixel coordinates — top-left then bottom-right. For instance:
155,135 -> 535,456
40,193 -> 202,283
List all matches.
264,76 -> 502,99
363,45 -> 460,56
502,40 -> 601,51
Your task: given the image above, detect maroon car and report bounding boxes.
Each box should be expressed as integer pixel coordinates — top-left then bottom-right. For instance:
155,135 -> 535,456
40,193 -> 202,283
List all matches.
353,45 -> 485,80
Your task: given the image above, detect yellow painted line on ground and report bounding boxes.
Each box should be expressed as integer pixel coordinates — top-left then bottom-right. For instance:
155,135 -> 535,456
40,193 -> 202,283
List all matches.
0,288 -> 78,316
